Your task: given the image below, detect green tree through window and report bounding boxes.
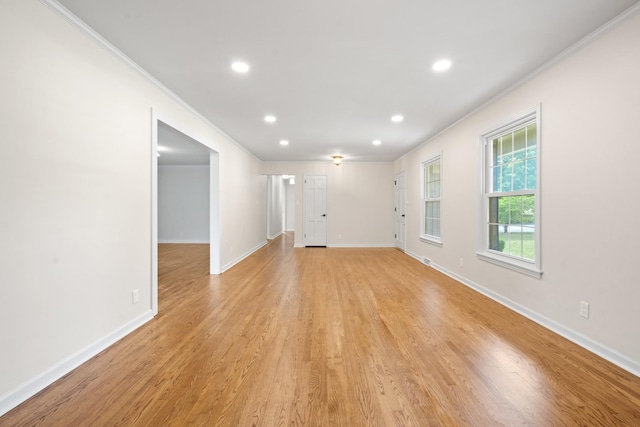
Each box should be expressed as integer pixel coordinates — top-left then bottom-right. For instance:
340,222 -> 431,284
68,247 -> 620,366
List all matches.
488,122 -> 537,262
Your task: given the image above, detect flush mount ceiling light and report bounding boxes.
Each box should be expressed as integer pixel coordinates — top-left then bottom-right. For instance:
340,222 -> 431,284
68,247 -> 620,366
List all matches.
264,115 -> 277,123
279,140 -> 289,146
332,155 -> 344,166
231,61 -> 250,73
372,140 -> 382,146
432,59 -> 452,72
391,115 -> 404,123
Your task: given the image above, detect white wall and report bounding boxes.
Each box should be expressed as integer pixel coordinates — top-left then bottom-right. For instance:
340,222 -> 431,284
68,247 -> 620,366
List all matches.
285,179 -> 296,231
262,163 -> 395,247
158,166 -> 210,243
395,10 -> 640,374
266,175 -> 285,239
0,0 -> 266,414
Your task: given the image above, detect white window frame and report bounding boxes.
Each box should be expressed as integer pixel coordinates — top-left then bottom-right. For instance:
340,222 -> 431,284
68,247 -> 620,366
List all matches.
420,154 -> 443,247
477,105 -> 542,278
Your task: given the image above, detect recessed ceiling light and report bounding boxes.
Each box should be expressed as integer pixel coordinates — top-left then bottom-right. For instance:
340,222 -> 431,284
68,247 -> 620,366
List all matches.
372,140 -> 382,146
231,61 -> 249,73
432,59 -> 452,72
264,115 -> 276,123
391,115 -> 404,123
279,140 -> 289,146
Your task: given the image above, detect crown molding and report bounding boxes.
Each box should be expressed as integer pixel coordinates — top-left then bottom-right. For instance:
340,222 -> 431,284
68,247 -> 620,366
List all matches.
40,0 -> 260,162
395,2 -> 640,164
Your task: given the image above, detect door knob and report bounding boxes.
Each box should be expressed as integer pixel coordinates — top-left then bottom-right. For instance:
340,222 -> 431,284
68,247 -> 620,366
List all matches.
321,214 -> 327,217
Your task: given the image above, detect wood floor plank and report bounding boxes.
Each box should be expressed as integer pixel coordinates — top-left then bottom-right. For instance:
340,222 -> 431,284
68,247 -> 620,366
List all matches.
1,232 -> 639,426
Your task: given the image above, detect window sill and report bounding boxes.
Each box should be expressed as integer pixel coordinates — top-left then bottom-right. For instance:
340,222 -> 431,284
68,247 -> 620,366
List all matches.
420,236 -> 443,247
476,251 -> 542,279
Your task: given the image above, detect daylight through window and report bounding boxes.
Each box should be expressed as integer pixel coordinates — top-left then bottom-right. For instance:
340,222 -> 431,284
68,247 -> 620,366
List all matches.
421,155 -> 442,244
479,106 -> 541,277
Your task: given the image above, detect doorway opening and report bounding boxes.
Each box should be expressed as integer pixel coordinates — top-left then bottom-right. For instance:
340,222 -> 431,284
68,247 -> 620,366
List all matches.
265,174 -> 296,244
151,112 -> 220,316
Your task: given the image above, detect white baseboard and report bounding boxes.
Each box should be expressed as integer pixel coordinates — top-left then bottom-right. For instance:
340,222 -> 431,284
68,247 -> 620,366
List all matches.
0,310 -> 154,417
267,231 -> 283,240
404,250 -> 640,378
158,239 -> 210,244
293,243 -> 395,248
221,240 -> 267,273
327,243 -> 396,248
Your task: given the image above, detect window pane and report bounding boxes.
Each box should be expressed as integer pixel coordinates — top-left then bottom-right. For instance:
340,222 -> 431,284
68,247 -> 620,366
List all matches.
426,161 -> 441,199
497,197 -> 509,224
501,133 -> 513,164
509,226 -> 523,258
513,160 -> 525,191
489,224 -> 501,251
431,201 -> 440,219
426,218 -> 440,237
431,162 -> 440,180
506,226 -> 536,261
489,197 -> 499,223
501,163 -> 513,192
526,158 -> 536,190
511,195 -> 522,225
428,180 -> 440,199
498,228 -> 509,253
492,165 -> 501,192
526,124 -> 537,158
522,195 -> 535,225
489,195 -> 535,260
430,218 -> 441,237
513,127 -> 526,160
492,139 -> 501,166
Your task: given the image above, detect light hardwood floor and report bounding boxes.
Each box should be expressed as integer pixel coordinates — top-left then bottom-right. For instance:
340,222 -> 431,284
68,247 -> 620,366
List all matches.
2,232 -> 639,426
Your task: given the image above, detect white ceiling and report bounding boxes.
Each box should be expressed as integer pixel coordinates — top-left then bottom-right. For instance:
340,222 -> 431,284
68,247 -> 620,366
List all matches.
58,0 -> 639,163
157,122 -> 211,166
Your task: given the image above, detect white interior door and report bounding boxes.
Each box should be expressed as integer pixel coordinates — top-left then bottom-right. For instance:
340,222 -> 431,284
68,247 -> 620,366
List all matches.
395,171 -> 406,250
304,175 -> 327,246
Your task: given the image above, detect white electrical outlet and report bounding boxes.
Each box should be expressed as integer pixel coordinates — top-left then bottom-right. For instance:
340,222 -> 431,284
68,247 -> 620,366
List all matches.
580,301 -> 589,318
132,289 -> 139,304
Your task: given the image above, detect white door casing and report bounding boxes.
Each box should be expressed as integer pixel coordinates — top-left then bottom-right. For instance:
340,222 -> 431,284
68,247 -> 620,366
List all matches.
395,171 -> 406,250
304,175 -> 327,246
